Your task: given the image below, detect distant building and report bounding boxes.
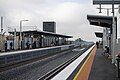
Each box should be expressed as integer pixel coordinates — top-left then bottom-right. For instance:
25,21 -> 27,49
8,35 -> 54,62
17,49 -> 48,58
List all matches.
43,21 -> 56,33
8,30 -> 73,49
74,38 -> 90,46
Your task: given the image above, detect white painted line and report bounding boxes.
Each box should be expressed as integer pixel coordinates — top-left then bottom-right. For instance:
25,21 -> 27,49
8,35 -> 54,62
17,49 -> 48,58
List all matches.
51,45 -> 95,80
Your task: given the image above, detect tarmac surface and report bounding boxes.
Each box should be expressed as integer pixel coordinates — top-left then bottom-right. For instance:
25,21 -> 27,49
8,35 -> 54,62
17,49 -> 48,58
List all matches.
88,48 -> 118,80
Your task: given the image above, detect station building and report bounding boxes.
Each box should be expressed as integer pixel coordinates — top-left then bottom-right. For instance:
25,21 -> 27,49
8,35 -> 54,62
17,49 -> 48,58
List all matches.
8,21 -> 73,50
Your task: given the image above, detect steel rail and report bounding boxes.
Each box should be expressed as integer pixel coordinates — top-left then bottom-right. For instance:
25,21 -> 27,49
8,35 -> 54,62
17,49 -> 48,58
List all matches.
38,44 -> 93,80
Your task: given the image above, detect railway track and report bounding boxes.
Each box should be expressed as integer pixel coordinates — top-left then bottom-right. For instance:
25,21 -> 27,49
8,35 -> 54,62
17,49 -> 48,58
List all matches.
0,48 -> 74,72
0,44 -> 93,80
38,45 -> 92,80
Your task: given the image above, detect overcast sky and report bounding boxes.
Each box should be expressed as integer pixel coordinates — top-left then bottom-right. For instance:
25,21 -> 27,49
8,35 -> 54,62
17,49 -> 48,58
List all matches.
0,0 -> 119,42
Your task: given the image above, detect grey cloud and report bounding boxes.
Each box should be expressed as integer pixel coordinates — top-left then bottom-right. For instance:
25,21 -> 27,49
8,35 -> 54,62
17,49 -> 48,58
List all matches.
0,0 -> 102,41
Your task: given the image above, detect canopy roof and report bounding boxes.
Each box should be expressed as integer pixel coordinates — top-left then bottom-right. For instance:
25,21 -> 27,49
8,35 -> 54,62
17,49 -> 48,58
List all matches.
9,30 -> 73,38
87,15 -> 117,28
93,0 -> 120,5
95,32 -> 103,38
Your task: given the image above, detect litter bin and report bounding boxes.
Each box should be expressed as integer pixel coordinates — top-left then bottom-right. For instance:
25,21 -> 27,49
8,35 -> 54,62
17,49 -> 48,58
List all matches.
116,55 -> 120,78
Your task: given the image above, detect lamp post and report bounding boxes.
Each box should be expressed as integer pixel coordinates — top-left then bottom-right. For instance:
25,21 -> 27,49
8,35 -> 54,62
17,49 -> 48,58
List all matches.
118,5 -> 120,14
19,20 -> 28,49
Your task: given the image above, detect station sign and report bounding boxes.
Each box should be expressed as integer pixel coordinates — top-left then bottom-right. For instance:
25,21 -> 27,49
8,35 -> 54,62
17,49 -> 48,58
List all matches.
93,0 -> 120,4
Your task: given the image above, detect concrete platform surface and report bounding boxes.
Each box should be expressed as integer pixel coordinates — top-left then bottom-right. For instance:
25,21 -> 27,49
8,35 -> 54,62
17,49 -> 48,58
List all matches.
89,48 -> 118,80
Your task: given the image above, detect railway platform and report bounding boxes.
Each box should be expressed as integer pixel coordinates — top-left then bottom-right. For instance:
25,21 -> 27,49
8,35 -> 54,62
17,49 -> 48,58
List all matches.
74,47 -> 118,80
88,48 -> 117,80
51,45 -> 118,80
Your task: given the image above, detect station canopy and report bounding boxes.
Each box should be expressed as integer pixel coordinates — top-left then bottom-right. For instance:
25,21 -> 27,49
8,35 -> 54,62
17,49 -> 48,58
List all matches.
8,30 -> 73,38
95,32 -> 103,38
93,0 -> 120,5
87,15 -> 117,28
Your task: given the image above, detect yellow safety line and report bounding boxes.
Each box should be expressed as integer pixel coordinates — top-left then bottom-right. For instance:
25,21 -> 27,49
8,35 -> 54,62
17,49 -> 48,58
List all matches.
73,46 -> 96,80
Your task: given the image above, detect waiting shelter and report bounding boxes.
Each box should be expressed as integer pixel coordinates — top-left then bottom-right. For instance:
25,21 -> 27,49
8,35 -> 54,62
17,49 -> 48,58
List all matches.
8,30 -> 73,50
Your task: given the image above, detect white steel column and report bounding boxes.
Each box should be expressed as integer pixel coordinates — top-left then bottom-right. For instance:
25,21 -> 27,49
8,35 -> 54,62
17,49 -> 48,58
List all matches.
103,28 -> 107,49
111,0 -> 116,63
